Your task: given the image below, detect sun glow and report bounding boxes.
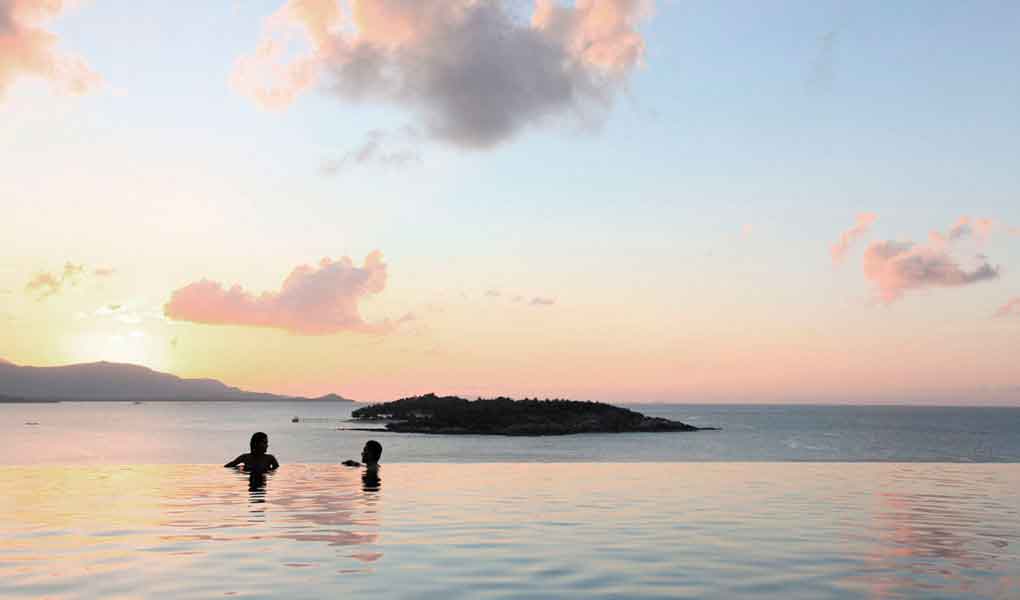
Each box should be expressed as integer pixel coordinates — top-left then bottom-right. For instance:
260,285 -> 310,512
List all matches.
68,331 -> 166,370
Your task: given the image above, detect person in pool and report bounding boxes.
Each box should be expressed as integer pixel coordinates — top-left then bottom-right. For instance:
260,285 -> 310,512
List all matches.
343,440 -> 382,470
224,432 -> 279,473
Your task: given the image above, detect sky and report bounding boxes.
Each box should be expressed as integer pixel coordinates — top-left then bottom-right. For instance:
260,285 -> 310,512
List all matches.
2,0 -> 1019,405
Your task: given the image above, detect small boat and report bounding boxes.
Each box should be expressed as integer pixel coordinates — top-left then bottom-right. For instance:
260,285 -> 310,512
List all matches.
24,421 -> 40,426
291,416 -> 300,423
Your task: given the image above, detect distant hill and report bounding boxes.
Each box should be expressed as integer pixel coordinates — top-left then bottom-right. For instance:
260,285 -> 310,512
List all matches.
0,360 -> 354,402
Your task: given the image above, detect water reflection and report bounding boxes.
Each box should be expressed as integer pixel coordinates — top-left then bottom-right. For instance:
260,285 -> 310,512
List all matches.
248,471 -> 268,495
246,471 -> 269,524
853,465 -> 1019,598
223,467 -> 382,559
126,466 -> 386,565
362,469 -> 381,493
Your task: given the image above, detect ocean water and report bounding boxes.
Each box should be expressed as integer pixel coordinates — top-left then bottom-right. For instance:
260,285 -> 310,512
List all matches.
2,401 -> 1019,464
2,403 -> 1018,598
1,463 -> 1017,599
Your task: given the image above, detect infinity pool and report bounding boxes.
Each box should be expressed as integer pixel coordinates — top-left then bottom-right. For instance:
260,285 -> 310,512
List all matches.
2,464 -> 1017,599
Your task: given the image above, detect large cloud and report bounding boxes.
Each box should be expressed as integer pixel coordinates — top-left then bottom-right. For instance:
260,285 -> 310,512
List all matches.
0,0 -> 99,99
862,240 -> 999,303
164,252 -> 393,335
233,0 -> 651,148
830,212 -> 877,264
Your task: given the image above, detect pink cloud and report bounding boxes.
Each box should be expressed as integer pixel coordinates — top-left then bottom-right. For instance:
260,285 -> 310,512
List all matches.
0,0 -> 100,99
830,212 -> 877,264
233,0 -> 651,148
164,252 -> 393,335
994,297 -> 1020,318
862,240 -> 999,303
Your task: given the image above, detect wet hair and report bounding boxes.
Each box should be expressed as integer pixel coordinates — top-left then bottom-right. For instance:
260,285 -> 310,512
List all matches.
250,432 -> 268,452
364,440 -> 382,462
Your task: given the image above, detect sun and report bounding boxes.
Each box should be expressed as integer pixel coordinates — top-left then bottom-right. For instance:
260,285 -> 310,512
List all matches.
69,330 -> 166,368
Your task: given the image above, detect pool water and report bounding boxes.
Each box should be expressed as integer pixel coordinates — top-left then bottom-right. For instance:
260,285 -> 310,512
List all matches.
2,463 -> 1017,599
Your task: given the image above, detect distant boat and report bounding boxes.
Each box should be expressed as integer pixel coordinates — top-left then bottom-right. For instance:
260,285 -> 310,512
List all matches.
291,416 -> 300,423
24,421 -> 39,426
132,401 -> 143,405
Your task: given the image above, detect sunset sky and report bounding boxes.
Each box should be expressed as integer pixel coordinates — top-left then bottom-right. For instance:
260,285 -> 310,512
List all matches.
2,1 -> 1019,404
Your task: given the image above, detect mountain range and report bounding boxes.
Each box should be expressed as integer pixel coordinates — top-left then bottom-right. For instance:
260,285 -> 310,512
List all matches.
0,360 -> 353,402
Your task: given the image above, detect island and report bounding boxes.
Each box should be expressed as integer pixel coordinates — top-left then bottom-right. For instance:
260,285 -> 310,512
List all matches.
350,393 -> 719,435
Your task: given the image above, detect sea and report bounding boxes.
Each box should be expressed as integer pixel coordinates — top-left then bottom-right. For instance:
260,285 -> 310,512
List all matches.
4,401 -> 1019,464
2,402 -> 1018,598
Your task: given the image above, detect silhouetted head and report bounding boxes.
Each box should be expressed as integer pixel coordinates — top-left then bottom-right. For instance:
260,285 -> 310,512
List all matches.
362,440 -> 382,466
250,432 -> 269,455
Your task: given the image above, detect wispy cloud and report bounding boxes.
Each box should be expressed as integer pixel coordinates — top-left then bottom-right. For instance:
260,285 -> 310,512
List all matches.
25,262 -> 85,299
807,29 -> 838,91
24,262 -> 117,300
87,303 -> 166,326
0,0 -> 100,99
930,216 -> 996,246
994,297 -> 1020,318
95,303 -> 122,315
320,127 -> 422,175
484,288 -> 554,306
164,252 -> 394,335
234,0 -> 652,148
831,212 -> 877,264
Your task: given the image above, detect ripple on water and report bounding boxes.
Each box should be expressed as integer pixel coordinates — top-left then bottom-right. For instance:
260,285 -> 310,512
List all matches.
0,463 -> 1018,599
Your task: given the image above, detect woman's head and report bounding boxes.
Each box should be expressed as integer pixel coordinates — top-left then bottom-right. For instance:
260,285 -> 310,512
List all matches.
250,432 -> 269,454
